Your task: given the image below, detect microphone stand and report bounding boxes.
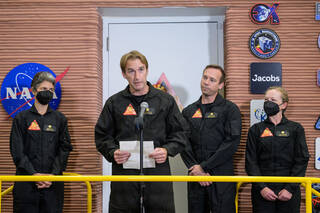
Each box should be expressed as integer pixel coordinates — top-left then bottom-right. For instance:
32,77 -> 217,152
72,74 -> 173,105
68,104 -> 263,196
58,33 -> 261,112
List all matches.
135,117 -> 145,213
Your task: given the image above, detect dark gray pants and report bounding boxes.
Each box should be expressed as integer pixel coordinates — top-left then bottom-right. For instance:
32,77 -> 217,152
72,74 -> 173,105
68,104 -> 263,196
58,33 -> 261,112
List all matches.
109,181 -> 175,213
251,185 -> 301,213
13,182 -> 64,213
187,182 -> 236,213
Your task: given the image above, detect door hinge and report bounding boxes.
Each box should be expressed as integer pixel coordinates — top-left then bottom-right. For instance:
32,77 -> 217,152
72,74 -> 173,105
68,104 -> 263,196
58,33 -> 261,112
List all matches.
106,36 -> 109,52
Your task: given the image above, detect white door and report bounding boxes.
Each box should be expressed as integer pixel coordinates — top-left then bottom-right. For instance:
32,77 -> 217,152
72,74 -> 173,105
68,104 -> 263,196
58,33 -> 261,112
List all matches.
103,20 -> 223,213
107,22 -> 219,106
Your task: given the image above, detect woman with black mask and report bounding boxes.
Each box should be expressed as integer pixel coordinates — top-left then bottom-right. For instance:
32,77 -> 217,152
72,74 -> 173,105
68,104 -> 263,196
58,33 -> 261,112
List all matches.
245,86 -> 309,213
10,71 -> 72,213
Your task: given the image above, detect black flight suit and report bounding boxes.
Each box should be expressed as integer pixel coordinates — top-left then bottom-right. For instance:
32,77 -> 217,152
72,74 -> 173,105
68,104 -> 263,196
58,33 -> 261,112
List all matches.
95,82 -> 187,213
245,116 -> 309,213
181,94 -> 242,213
10,105 -> 72,213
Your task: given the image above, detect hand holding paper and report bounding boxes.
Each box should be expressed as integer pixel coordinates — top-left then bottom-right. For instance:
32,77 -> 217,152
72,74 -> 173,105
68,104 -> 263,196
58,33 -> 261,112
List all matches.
114,149 -> 131,164
149,147 -> 167,163
119,141 -> 155,169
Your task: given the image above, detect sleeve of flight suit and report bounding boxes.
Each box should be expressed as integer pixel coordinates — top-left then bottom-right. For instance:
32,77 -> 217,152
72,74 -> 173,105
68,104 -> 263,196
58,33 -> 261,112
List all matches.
180,108 -> 198,169
162,96 -> 188,157
200,103 -> 242,171
245,125 -> 267,190
284,123 -> 309,193
52,114 -> 73,175
10,114 -> 37,175
95,98 -> 119,163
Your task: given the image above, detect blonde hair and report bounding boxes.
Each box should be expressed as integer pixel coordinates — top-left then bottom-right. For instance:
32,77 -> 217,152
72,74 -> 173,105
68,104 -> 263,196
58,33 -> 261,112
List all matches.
265,86 -> 289,103
120,50 -> 148,73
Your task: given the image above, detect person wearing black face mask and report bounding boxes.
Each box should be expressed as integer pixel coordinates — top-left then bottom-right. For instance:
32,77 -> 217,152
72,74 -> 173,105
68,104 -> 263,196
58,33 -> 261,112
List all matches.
36,90 -> 54,105
245,86 -> 309,213
263,100 -> 281,117
10,71 -> 72,213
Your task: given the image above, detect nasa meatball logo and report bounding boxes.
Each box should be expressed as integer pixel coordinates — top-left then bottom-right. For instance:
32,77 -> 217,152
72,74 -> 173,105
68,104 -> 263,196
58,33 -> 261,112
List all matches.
250,3 -> 280,24
0,63 -> 62,118
249,28 -> 280,59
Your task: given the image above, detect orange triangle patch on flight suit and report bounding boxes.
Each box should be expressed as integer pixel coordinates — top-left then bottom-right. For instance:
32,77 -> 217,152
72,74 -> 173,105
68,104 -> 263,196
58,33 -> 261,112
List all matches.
123,104 -> 137,115
28,120 -> 40,131
192,108 -> 202,118
260,128 -> 273,137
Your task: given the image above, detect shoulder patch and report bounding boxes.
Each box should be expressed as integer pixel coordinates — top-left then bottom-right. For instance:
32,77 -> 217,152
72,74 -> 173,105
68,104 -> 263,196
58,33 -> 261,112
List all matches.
192,108 -> 202,118
260,128 -> 273,137
123,104 -> 137,115
28,120 -> 40,131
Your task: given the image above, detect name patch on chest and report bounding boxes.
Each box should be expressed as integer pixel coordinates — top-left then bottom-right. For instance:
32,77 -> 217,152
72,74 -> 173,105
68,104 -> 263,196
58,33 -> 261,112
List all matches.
275,130 -> 289,137
44,124 -> 56,132
205,112 -> 218,118
144,107 -> 154,115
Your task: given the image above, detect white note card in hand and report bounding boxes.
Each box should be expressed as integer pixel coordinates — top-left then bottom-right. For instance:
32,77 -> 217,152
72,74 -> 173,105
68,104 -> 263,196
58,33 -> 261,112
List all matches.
119,141 -> 155,169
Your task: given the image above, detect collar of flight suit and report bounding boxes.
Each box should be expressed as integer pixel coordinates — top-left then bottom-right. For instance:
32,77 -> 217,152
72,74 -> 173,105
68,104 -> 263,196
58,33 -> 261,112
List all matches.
30,104 -> 54,116
121,81 -> 159,99
195,93 -> 225,109
264,115 -> 289,126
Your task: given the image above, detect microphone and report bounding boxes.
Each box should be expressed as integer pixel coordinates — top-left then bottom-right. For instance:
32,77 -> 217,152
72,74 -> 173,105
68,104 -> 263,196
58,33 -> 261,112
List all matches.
139,102 -> 149,119
135,102 -> 149,130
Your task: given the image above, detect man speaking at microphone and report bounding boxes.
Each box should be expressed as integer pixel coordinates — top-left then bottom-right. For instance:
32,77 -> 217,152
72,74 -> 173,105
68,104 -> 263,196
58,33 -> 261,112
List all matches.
95,50 -> 188,213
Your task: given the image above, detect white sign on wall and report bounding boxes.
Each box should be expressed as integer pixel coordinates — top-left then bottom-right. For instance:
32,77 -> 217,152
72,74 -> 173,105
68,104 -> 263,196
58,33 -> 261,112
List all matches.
250,99 -> 267,126
315,137 -> 320,170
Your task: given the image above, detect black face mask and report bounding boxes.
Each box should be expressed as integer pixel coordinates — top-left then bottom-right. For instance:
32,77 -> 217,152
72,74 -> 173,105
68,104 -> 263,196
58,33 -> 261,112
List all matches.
263,101 -> 280,117
36,90 -> 53,105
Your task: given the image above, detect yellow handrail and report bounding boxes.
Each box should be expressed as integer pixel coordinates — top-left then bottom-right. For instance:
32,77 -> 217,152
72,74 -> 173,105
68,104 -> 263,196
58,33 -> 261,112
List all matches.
63,172 -> 92,213
1,175 -> 320,213
301,183 -> 320,198
0,172 -> 92,213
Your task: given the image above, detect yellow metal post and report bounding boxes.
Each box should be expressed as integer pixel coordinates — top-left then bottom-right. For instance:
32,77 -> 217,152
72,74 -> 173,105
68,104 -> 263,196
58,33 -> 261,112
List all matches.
85,180 -> 92,213
0,181 -> 2,213
305,181 -> 312,213
235,182 -> 243,213
63,173 -> 92,213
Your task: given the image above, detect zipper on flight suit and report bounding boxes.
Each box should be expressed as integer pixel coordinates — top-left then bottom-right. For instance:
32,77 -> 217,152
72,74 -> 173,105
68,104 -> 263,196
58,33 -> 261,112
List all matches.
199,108 -> 206,162
272,124 -> 277,177
39,115 -> 44,172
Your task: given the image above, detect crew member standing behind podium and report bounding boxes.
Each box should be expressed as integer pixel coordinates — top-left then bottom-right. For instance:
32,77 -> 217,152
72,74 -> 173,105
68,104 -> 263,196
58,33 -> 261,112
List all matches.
10,71 -> 73,213
181,64 -> 242,213
245,86 -> 309,213
95,50 -> 187,213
